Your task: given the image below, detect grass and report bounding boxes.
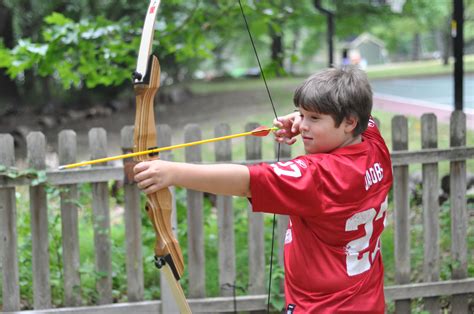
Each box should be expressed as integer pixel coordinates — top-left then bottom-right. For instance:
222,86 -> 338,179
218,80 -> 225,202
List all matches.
189,54 -> 474,94
365,54 -> 474,80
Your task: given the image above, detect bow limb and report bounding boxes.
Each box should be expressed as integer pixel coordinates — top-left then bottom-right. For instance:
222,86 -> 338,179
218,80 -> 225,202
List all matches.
133,1 -> 190,312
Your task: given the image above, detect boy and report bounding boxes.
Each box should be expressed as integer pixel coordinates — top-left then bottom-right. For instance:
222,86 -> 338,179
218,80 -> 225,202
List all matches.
134,66 -> 393,313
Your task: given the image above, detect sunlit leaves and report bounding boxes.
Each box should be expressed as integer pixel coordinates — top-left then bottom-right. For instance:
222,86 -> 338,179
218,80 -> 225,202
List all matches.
0,12 -> 138,89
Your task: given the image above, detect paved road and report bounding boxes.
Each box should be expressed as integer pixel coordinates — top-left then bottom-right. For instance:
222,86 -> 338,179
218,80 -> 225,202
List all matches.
370,74 -> 474,110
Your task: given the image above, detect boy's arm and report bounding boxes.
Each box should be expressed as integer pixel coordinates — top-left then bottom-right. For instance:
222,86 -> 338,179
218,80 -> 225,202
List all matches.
134,160 -> 251,197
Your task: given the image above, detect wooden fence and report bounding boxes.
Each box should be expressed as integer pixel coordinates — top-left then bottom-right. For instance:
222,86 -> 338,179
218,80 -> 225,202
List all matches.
1,112 -> 473,313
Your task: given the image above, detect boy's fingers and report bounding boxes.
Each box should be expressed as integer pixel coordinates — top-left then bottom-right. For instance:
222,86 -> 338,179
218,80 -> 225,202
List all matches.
143,184 -> 160,195
274,129 -> 286,136
274,135 -> 297,145
273,118 -> 283,128
133,161 -> 148,174
291,116 -> 302,133
136,177 -> 154,190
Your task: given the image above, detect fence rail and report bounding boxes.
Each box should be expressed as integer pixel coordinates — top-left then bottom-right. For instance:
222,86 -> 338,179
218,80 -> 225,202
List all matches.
1,112 -> 473,313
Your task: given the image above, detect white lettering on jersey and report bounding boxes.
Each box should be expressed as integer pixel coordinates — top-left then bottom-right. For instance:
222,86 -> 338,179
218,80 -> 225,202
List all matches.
294,159 -> 307,169
345,208 -> 376,276
365,162 -> 384,191
367,118 -> 375,128
285,218 -> 293,244
271,161 -> 302,178
285,228 -> 292,244
344,196 -> 388,276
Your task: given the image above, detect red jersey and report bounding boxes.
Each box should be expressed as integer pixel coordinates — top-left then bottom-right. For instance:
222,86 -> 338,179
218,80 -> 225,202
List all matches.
248,118 -> 393,313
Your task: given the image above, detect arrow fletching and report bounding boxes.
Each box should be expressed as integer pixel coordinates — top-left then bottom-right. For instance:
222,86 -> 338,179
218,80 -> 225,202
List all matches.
251,126 -> 278,137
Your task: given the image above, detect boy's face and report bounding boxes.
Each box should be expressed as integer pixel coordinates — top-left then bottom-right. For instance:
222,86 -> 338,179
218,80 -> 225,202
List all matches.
297,107 -> 360,154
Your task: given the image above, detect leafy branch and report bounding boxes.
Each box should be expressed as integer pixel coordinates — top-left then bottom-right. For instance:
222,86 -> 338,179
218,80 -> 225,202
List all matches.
0,12 -> 140,89
0,165 -> 47,186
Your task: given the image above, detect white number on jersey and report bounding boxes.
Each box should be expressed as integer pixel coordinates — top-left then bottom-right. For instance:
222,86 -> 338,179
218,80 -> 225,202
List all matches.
344,197 -> 388,276
271,161 -> 302,178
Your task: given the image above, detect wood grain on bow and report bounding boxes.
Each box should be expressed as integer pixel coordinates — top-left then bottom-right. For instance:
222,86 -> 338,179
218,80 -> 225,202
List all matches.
132,1 -> 190,312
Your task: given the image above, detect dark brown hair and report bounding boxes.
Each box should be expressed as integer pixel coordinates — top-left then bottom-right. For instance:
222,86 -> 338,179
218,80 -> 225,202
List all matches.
293,66 -> 372,136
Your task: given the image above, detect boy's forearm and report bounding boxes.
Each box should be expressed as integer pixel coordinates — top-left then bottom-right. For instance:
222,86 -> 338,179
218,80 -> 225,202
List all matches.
170,163 -> 251,197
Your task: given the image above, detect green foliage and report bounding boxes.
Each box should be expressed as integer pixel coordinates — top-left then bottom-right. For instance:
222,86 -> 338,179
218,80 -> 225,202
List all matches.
0,12 -> 139,89
0,1 -> 222,91
0,1 -> 323,97
332,0 -> 396,37
1,0 -> 473,90
15,201 -> 34,308
3,0 -> 470,108
269,264 -> 285,311
0,165 -> 47,186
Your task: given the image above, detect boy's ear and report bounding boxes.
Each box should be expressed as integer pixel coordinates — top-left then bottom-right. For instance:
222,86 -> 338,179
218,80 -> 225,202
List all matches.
344,116 -> 359,133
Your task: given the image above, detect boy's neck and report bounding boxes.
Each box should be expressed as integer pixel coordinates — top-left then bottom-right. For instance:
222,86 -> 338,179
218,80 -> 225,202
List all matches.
341,134 -> 362,148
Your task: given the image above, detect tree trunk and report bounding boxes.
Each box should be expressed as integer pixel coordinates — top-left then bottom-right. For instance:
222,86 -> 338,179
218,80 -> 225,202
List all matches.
441,16 -> 452,65
213,44 -> 226,77
411,33 -> 421,61
270,30 -> 284,75
288,28 -> 301,75
0,3 -> 19,101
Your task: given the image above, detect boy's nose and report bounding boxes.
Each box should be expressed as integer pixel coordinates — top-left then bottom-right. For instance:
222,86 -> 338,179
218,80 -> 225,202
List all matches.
299,120 -> 309,132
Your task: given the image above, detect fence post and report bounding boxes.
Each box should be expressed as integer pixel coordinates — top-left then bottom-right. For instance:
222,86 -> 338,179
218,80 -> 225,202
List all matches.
184,124 -> 206,298
449,111 -> 468,312
156,124 -> 183,312
214,123 -> 236,297
0,134 -> 20,311
58,130 -> 82,306
391,116 -> 411,313
245,122 -> 266,295
89,128 -> 112,304
121,125 -> 144,302
420,114 -> 440,313
27,132 -> 51,309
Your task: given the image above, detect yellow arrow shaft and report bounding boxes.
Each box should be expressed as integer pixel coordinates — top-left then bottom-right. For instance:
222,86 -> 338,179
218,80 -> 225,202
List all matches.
59,127 -> 277,170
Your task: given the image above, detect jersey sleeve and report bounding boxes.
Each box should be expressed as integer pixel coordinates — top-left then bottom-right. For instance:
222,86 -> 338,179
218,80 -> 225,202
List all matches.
248,157 -> 324,216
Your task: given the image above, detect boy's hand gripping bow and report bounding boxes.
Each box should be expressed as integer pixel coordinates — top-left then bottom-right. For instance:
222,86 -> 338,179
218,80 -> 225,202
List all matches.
132,1 -> 190,312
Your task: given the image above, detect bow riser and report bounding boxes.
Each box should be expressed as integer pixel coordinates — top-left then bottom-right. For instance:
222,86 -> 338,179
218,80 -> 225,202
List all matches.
133,55 -> 185,278
132,2 -> 190,311
133,55 -> 160,154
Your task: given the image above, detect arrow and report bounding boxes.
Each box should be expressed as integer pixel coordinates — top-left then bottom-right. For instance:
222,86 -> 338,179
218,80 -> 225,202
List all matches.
58,126 -> 278,170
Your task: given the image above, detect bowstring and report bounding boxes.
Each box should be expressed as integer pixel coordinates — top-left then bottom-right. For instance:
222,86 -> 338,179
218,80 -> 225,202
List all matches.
238,1 -> 280,312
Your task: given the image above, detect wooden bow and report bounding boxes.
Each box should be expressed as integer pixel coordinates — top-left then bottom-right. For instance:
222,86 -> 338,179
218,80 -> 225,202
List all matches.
132,1 -> 190,312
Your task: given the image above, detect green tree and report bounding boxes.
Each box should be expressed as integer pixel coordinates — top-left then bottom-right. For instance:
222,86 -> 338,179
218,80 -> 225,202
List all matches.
0,1 -> 222,108
370,0 -> 451,63
2,0 -> 469,110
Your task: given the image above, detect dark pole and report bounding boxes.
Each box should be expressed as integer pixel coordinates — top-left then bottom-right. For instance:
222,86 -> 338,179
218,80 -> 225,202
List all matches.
452,0 -> 463,111
314,0 -> 334,67
328,12 -> 334,66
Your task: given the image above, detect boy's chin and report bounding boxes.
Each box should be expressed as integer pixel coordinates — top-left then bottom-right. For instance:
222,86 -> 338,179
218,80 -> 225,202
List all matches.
304,147 -> 318,154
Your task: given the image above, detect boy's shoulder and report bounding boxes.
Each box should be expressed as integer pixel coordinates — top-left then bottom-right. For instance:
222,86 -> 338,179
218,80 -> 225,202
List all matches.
298,132 -> 389,170
363,117 -> 386,142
